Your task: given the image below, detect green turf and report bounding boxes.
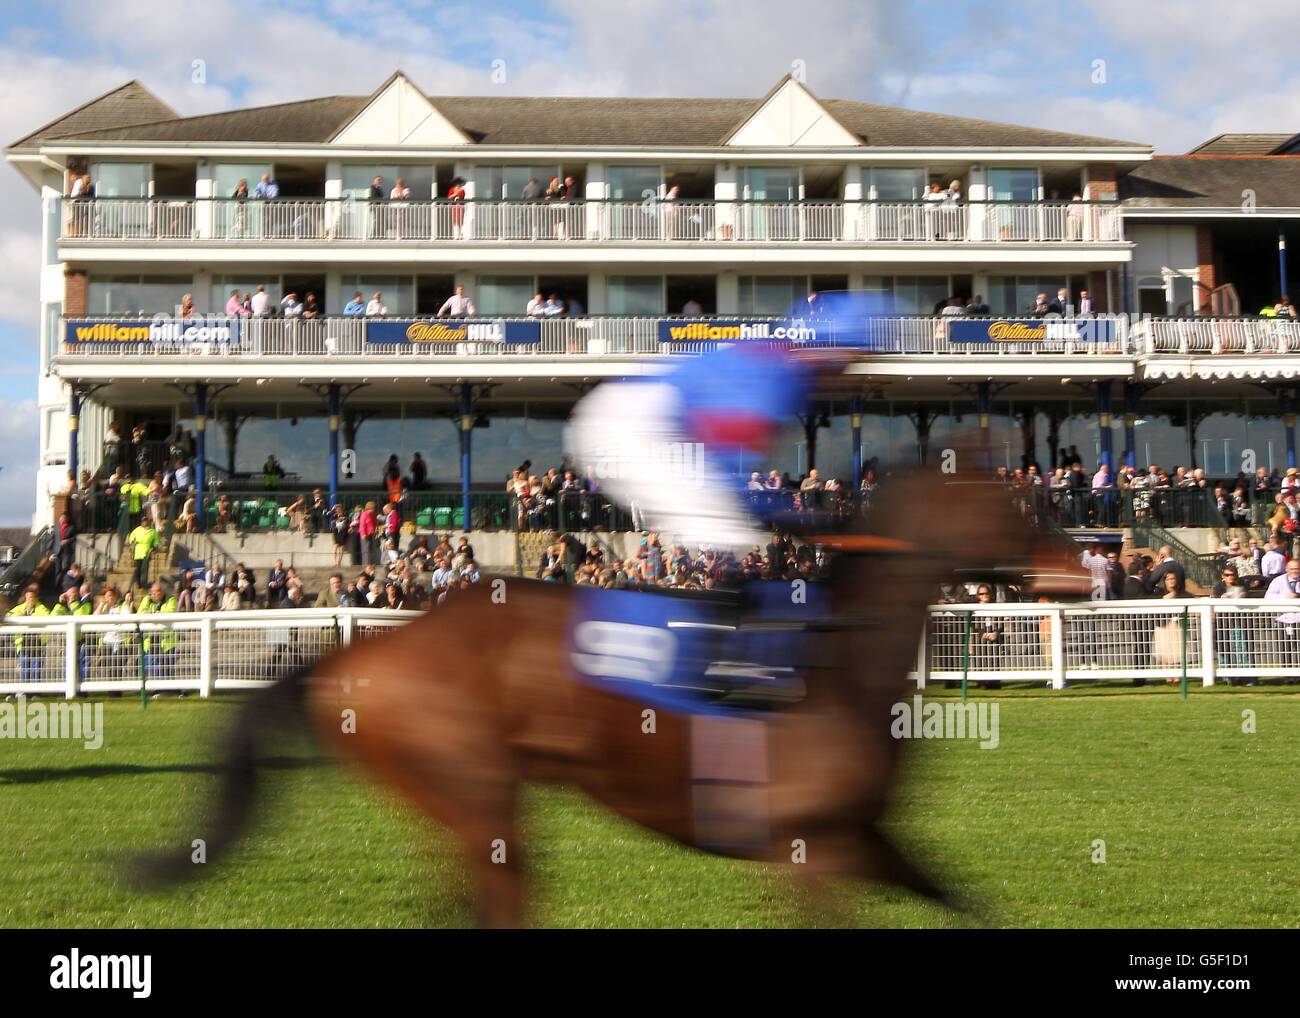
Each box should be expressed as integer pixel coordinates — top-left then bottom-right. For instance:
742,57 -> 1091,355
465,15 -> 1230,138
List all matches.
1,686 -> 1296,928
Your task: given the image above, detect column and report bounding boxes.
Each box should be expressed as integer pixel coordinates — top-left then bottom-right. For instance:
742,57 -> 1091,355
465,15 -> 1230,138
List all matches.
1123,383 -> 1141,470
850,397 -> 863,488
976,382 -> 992,471
327,383 -> 341,509
193,382 -> 208,532
1096,382 -> 1113,469
67,387 -> 80,488
459,385 -> 473,533
1284,392 -> 1297,471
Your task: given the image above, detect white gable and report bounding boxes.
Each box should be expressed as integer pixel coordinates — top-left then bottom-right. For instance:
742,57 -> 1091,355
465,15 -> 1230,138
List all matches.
726,79 -> 861,148
332,74 -> 467,147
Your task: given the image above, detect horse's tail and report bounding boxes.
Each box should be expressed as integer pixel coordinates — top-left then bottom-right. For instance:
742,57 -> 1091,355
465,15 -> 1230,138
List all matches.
127,663 -> 313,890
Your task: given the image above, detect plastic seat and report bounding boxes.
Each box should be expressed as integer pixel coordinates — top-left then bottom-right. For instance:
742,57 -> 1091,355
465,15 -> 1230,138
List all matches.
416,508 -> 433,527
433,507 -> 451,526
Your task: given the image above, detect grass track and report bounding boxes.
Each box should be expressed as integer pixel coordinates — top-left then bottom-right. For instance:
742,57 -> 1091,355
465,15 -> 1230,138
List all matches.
1,687 -> 1296,928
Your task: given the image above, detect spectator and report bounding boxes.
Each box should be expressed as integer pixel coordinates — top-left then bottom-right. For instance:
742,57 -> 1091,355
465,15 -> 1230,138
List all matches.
437,285 -> 476,318
366,291 -> 388,317
344,291 -> 365,317
1146,546 -> 1186,596
251,284 -> 271,317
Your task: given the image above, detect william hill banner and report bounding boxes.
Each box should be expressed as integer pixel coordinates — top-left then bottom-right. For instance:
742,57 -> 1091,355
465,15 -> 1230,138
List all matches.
366,319 -> 540,344
65,318 -> 242,347
949,318 -> 1115,344
659,319 -> 828,344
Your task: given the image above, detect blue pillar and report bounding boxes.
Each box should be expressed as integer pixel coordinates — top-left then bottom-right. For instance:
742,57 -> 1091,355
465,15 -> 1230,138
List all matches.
1096,382 -> 1113,469
67,388 -> 80,490
850,396 -> 863,488
327,383 -> 341,509
1123,383 -> 1140,470
459,385 -> 473,533
1284,392 -> 1297,470
193,382 -> 208,533
1280,229 -> 1288,299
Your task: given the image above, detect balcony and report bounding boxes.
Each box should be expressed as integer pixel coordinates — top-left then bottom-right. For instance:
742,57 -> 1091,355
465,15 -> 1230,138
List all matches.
57,197 -> 1125,247
56,313 -> 1144,362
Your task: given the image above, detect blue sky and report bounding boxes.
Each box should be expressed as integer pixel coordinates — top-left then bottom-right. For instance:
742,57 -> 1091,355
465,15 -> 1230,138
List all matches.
1,0 -> 1297,524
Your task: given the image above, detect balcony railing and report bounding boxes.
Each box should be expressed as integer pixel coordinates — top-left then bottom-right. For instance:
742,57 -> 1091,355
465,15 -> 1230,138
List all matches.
58,314 -> 1142,360
1133,316 -> 1300,355
58,197 -> 1125,246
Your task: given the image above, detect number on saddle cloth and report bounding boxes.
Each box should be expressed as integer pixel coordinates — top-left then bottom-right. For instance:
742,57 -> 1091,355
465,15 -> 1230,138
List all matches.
568,582 -> 827,716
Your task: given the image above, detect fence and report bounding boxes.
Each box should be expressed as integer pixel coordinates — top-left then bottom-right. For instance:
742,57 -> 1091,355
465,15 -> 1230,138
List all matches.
60,198 -> 1124,247
5,600 -> 1300,699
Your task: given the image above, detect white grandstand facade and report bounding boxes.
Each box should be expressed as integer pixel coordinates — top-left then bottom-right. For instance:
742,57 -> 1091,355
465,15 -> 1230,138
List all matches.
7,71 -> 1300,532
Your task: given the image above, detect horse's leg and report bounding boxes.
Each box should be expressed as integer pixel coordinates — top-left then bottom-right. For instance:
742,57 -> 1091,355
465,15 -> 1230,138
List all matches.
367,751 -> 525,928
854,823 -> 966,912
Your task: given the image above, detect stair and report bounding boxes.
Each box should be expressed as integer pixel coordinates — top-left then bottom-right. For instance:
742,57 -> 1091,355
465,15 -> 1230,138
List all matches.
106,528 -> 175,596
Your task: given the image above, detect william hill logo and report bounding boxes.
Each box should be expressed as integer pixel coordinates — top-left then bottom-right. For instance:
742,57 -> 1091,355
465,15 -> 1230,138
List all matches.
406,322 -> 503,343
987,321 -> 1046,341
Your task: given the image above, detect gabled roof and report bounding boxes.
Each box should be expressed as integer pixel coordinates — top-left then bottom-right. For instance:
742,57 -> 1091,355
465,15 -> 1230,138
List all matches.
1187,133 -> 1295,155
7,81 -> 177,150
328,71 -> 471,146
10,76 -> 1149,151
1120,156 -> 1300,207
720,75 -> 862,147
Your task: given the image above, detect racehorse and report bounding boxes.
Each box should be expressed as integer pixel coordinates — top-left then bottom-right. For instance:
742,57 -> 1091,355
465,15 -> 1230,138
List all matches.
134,450 -> 1075,927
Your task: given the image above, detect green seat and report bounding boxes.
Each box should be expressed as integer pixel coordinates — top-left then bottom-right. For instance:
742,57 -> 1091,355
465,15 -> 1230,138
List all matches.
433,507 -> 451,526
416,508 -> 433,527
453,508 -> 464,528
276,512 -> 291,528
257,511 -> 275,528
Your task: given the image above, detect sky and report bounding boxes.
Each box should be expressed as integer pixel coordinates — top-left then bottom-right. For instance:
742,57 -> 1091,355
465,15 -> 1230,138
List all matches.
1,0 -> 1297,525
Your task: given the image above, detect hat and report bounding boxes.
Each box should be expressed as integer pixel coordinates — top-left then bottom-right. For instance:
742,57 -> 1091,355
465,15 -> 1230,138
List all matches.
1289,468 -> 1298,477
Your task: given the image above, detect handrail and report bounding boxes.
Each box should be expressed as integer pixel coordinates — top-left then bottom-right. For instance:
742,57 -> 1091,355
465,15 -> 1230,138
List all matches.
5,600 -> 1300,698
0,527 -> 52,603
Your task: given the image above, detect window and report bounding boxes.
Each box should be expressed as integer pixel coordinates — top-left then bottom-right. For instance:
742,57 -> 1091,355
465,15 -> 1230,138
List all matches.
741,167 -> 799,200
476,276 -> 534,316
89,162 -> 150,198
608,166 -> 662,201
607,276 -> 663,315
987,276 -> 1073,316
989,168 -> 1040,202
341,164 -> 435,199
891,276 -> 951,315
739,276 -> 804,315
340,276 -> 416,316
211,277 -> 281,313
865,168 -> 925,201
87,275 -> 194,315
44,302 -> 62,365
473,167 -> 560,200
213,163 -> 270,198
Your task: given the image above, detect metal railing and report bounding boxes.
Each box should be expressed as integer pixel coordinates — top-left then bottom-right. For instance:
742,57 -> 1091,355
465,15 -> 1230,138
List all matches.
58,197 -> 1125,246
6,599 -> 1300,698
0,527 -> 51,602
56,314 -> 1135,360
1134,316 -> 1300,355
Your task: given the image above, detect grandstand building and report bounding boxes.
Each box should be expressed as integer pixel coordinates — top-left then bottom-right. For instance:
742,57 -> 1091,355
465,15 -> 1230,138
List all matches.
7,72 -> 1300,532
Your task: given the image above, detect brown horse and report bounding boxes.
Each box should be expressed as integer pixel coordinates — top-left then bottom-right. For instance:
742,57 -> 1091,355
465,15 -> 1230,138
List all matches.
135,456 -> 1070,926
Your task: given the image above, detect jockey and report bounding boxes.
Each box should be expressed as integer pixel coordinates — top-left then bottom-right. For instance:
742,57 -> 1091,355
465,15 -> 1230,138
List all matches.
567,344 -> 813,552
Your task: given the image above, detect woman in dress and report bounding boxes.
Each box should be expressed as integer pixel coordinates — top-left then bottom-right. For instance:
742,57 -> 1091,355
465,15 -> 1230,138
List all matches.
1212,565 -> 1253,680
1152,570 -> 1189,680
330,504 -> 350,567
447,178 -> 467,239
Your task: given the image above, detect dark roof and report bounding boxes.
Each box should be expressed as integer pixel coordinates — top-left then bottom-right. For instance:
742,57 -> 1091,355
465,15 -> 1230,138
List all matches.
0,527 -> 34,549
8,81 -> 177,150
44,95 -> 368,145
1187,133 -> 1293,155
11,78 -> 1147,150
1120,156 -> 1300,208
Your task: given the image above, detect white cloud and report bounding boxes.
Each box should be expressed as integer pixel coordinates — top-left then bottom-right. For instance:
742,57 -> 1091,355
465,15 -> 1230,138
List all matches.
0,397 -> 39,527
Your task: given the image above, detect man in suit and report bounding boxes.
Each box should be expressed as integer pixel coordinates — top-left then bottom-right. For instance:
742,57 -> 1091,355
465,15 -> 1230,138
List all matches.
1146,546 -> 1186,595
1078,289 -> 1094,315
50,511 -> 78,577
1045,287 -> 1069,316
264,559 -> 288,607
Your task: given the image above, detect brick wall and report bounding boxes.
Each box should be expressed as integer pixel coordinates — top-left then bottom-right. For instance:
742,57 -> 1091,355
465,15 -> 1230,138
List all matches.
1083,164 -> 1118,202
1195,225 -> 1217,314
64,269 -> 87,315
